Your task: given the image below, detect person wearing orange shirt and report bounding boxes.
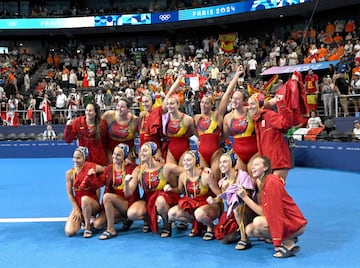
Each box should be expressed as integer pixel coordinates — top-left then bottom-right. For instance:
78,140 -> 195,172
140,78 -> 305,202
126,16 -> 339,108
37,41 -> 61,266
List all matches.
333,33 -> 343,44
323,34 -> 333,45
317,44 -> 328,62
8,72 -> 15,84
47,53 -> 54,68
328,44 -> 344,61
345,19 -> 356,33
326,21 -> 335,36
53,53 -> 60,70
110,53 -> 118,67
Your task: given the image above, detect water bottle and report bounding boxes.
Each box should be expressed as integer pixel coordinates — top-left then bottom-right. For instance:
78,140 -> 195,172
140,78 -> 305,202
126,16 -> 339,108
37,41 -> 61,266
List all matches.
171,222 -> 177,238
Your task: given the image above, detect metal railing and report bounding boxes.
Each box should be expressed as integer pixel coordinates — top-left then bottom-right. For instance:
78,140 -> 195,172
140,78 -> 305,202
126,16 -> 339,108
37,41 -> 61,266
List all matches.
6,106 -> 141,126
334,94 -> 360,118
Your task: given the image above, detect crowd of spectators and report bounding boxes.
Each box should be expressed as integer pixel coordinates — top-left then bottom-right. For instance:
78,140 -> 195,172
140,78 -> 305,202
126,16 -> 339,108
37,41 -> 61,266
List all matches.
1,13 -> 360,140
0,0 -> 236,18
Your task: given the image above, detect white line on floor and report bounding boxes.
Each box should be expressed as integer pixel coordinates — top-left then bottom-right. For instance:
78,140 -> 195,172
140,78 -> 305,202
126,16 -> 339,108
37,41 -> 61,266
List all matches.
0,217 -> 68,223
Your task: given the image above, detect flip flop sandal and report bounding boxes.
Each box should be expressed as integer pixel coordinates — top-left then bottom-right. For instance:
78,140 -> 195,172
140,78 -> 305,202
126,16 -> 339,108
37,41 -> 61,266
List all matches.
235,240 -> 252,250
202,231 -> 214,241
160,228 -> 171,238
273,245 -> 301,258
142,224 -> 150,233
83,229 -> 93,238
98,231 -> 117,240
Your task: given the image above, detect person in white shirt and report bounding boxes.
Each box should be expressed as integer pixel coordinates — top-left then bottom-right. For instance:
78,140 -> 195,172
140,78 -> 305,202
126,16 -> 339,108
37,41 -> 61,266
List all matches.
95,89 -> 104,109
24,71 -> 30,92
43,124 -> 57,140
353,120 -> 360,140
55,88 -> 67,124
247,55 -> 257,78
87,68 -> 96,88
100,56 -> 108,71
202,37 -> 210,56
279,54 -> 287,66
195,47 -> 204,60
140,64 -> 148,81
68,69 -> 77,89
287,49 -> 298,66
125,85 -> 135,104
307,110 -> 324,129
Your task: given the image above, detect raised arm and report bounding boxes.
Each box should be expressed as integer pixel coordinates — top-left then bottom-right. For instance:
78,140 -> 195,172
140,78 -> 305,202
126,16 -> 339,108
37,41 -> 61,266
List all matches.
217,65 -> 244,117
162,71 -> 185,112
64,118 -> 77,143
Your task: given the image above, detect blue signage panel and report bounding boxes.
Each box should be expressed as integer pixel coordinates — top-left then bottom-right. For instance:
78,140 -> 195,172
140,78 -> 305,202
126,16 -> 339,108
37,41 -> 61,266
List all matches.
94,15 -> 122,26
94,13 -> 151,27
151,11 -> 178,24
178,2 -> 246,21
0,1 -> 312,29
121,14 -> 151,25
250,0 -> 310,11
295,141 -> 360,172
178,1 -> 311,21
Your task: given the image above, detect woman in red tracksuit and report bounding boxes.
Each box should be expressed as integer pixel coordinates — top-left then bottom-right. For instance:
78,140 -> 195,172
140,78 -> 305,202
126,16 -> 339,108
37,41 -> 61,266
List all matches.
248,93 -> 293,180
64,102 -> 109,166
64,146 -> 105,238
238,155 -> 307,258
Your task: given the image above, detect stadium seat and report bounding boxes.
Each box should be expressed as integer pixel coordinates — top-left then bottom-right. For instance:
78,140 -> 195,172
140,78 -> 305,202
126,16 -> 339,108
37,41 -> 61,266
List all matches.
57,132 -> 64,140
329,130 -> 351,142
18,133 -> 27,141
316,130 -> 329,141
324,119 -> 335,130
37,133 -> 43,140
6,133 -> 17,140
28,133 -> 37,140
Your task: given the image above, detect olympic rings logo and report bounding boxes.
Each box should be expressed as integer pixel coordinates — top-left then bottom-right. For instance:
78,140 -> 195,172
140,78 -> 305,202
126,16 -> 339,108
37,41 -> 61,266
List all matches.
159,14 -> 171,21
